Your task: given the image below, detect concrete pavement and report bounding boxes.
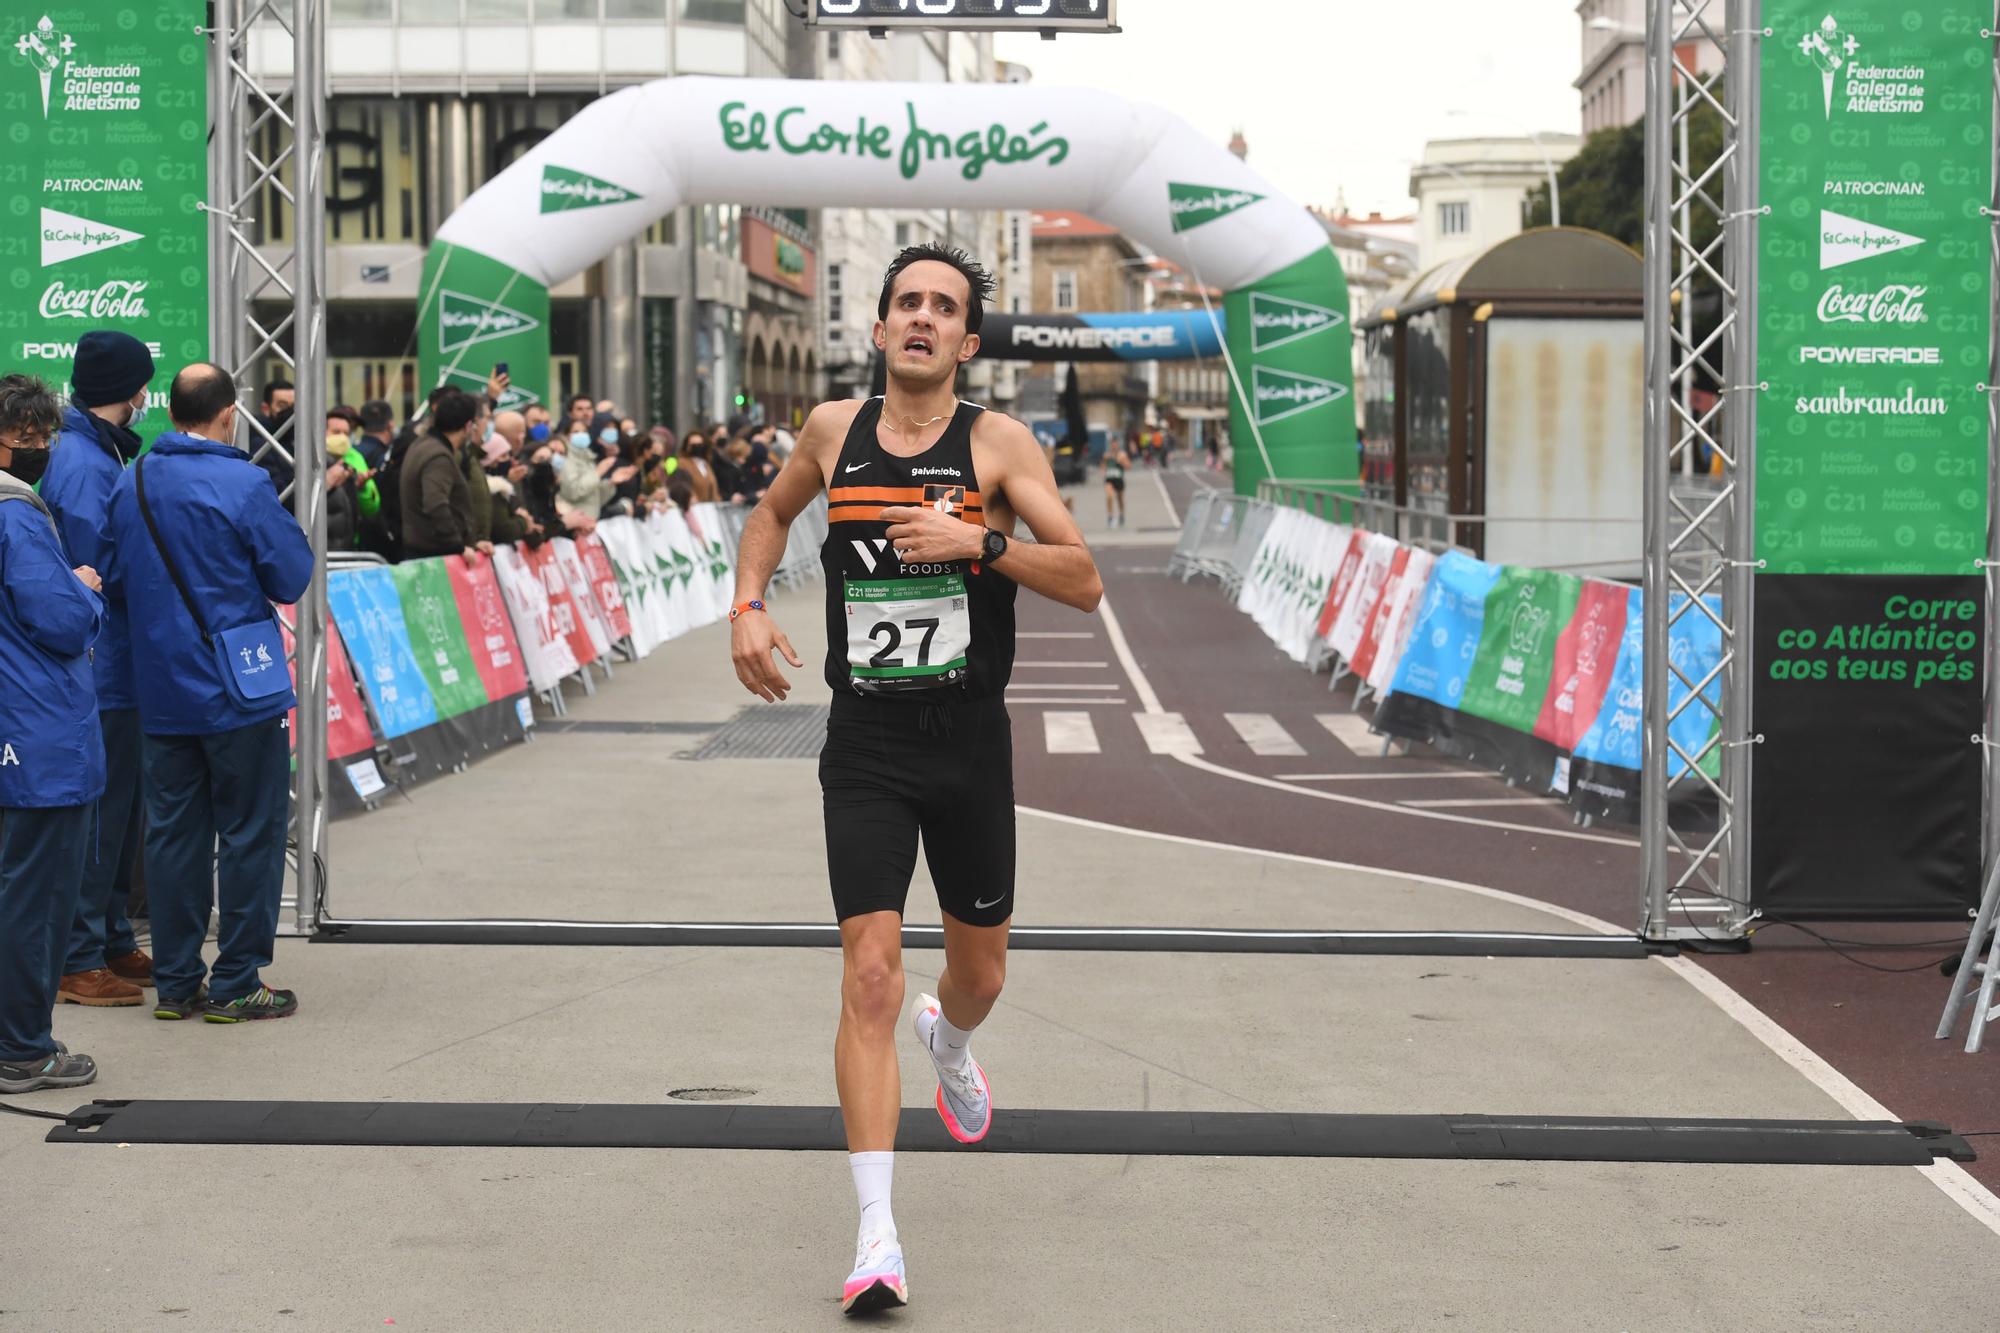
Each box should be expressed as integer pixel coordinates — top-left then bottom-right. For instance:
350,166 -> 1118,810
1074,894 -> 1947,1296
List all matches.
3,523 -> 1996,1330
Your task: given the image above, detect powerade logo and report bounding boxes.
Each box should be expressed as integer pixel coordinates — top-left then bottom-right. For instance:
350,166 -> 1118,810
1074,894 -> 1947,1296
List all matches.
438,290 -> 540,354
1008,323 -> 1179,351
1248,293 -> 1343,353
1251,365 -> 1347,425
539,165 -> 639,214
1168,181 -> 1264,234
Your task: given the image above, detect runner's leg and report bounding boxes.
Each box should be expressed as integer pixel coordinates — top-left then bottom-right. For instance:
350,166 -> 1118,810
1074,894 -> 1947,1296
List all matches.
935,913 -> 1009,1034
835,910 -> 906,1153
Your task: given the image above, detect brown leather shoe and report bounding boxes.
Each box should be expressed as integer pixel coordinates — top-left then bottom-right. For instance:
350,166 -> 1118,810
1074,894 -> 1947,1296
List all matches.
107,949 -> 154,987
58,968 -> 145,1007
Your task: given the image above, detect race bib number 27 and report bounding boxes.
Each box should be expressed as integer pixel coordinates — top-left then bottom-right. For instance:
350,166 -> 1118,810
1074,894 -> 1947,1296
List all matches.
844,573 -> 971,690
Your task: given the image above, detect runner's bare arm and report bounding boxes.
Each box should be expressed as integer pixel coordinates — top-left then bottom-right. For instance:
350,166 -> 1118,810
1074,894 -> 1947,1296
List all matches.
730,404 -> 840,701
882,413 -> 1102,613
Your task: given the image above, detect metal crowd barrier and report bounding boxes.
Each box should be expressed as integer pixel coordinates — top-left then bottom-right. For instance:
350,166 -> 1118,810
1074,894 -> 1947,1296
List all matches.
1220,499 -> 1276,599
1172,490 -> 1254,587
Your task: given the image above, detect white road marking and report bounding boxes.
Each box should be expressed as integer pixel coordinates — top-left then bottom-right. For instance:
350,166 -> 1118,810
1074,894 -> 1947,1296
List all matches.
1134,712 -> 1203,755
1152,469 -> 1180,528
1020,632 -> 1096,639
1316,712 -> 1382,755
1008,696 -> 1128,706
1401,797 -> 1560,809
1095,593 -> 1164,714
1006,682 -> 1123,691
1042,712 -> 1101,754
1225,713 -> 1307,757
1014,804 -> 2000,1242
1013,661 -> 1111,669
1275,772 -> 1499,782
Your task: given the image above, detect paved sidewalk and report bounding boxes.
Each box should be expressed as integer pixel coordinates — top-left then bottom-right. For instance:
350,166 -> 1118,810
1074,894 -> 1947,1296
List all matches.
3,578 -> 1995,1330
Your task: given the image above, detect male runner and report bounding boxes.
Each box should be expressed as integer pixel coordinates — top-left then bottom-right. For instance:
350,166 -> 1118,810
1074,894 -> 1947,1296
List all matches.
728,245 -> 1102,1314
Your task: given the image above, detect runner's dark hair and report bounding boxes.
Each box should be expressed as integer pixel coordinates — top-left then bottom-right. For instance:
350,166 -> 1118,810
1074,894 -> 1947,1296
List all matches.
878,244 -> 996,335
0,374 -> 60,438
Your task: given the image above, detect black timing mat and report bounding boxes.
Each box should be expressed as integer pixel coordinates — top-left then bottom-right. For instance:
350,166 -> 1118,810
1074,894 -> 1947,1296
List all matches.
311,919 -> 1662,958
47,1101 -> 1970,1165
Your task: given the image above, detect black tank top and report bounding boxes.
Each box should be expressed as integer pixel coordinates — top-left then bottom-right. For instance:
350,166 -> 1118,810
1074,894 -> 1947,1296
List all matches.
821,398 -> 1017,699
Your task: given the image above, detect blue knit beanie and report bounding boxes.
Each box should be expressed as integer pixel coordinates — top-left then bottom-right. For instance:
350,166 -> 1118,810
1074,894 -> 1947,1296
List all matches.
70,329 -> 155,407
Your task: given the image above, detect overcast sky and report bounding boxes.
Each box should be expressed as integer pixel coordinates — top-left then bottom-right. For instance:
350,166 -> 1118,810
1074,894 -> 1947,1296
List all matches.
993,1 -> 1585,218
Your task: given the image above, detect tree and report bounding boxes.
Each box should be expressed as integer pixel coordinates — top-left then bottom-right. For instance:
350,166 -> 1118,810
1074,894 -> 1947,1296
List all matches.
1523,103 -> 1723,258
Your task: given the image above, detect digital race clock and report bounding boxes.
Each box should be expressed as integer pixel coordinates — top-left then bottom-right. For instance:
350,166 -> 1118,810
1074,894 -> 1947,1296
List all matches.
807,0 -> 1119,33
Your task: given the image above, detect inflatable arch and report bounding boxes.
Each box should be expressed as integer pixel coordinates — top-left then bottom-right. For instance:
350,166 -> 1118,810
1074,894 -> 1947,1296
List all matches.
417,76 -> 1354,494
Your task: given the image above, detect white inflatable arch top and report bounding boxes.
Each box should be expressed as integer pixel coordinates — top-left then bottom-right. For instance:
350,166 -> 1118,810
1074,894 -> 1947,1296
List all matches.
418,76 -> 1355,490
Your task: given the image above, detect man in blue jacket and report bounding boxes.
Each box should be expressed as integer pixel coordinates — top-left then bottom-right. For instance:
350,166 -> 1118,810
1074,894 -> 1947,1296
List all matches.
41,329 -> 157,1009
0,374 -> 108,1093
106,363 -> 314,1023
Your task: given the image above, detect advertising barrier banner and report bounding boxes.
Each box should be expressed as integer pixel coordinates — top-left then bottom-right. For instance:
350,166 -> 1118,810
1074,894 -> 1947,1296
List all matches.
443,554 -> 529,702
392,559 -> 489,720
1754,0 -> 1992,915
576,535 -> 634,643
1362,547 -> 1434,695
1374,551 -> 1502,752
326,568 -> 439,740
0,1 -> 209,448
551,537 -> 616,659
1533,579 -> 1631,756
1455,566 -> 1582,788
1327,533 -> 1398,664
490,544 -> 582,692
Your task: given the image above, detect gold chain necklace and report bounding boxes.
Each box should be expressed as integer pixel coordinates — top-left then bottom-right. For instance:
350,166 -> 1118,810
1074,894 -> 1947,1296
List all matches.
884,400 -> 957,437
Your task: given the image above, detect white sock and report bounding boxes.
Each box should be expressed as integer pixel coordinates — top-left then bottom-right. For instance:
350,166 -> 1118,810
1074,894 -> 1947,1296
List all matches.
850,1151 -> 895,1239
929,1009 -> 975,1073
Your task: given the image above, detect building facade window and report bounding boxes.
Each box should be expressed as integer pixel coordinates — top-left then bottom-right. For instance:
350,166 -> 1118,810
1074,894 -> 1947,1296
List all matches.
1439,201 -> 1470,236
1054,270 -> 1077,311
828,262 -> 844,326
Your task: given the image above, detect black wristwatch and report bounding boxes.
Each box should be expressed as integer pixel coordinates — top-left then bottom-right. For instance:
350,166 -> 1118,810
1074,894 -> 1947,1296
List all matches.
981,528 -> 1009,564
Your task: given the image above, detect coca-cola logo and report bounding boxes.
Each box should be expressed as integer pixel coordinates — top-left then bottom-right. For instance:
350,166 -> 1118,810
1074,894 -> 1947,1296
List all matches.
39,278 -> 149,320
1817,282 -> 1927,324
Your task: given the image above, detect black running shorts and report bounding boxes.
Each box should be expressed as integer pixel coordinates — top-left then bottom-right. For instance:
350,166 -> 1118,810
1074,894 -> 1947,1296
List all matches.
820,692 -> 1016,928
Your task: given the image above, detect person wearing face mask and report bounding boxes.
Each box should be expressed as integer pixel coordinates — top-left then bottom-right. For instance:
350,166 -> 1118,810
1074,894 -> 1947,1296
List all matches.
677,431 -> 719,504
38,330 -> 158,1009
104,363 -> 313,1023
0,373 -> 109,1093
556,425 -> 610,525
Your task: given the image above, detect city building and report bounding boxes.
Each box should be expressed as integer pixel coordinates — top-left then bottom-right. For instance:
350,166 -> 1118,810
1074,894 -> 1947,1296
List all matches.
1312,207 -> 1419,391
1025,209 -> 1151,442
250,3 -> 1008,432
1408,130 -> 1581,270
1144,260 -> 1230,457
1575,0 -> 1723,135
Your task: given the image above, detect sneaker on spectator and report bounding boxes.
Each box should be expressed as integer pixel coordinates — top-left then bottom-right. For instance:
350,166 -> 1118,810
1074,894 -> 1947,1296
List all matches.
203,986 -> 298,1023
0,1048 -> 97,1094
107,949 -> 153,987
153,985 -> 209,1021
57,968 -> 144,1007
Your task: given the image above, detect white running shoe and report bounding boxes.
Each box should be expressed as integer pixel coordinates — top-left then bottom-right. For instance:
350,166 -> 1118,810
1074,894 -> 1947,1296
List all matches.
913,992 -> 992,1144
842,1230 -> 908,1315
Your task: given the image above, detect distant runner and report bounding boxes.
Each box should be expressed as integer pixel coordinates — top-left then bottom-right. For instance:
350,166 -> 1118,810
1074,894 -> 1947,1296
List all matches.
1104,441 -> 1129,529
728,245 -> 1103,1315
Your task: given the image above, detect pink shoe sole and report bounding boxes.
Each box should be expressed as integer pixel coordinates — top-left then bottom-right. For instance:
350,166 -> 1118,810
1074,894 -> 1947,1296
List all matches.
842,1276 -> 908,1314
934,1059 -> 992,1144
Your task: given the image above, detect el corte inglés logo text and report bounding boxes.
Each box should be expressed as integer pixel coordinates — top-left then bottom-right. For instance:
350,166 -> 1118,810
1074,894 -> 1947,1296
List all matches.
1167,181 -> 1266,233
437,291 -> 541,353
1248,293 -> 1342,352
720,100 -> 1068,182
39,278 -> 148,320
1251,365 -> 1348,424
539,166 -> 639,214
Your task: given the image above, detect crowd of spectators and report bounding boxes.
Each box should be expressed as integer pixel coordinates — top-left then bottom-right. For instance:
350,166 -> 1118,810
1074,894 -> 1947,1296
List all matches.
306,369 -> 791,567
0,339 -> 794,1097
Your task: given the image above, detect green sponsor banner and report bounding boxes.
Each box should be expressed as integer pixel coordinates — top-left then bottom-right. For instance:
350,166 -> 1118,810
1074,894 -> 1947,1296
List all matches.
0,3 -> 207,442
1757,2 -> 1995,573
417,242 -> 551,413
539,164 -> 639,214
1459,566 -> 1581,735
1167,181 -> 1265,234
1225,247 -> 1358,494
392,560 -> 490,719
